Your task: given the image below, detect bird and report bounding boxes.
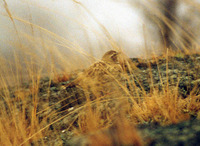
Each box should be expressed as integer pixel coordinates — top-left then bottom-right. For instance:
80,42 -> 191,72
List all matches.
66,50 -> 133,98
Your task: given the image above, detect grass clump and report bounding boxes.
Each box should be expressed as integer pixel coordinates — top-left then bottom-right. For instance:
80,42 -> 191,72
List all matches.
0,0 -> 200,145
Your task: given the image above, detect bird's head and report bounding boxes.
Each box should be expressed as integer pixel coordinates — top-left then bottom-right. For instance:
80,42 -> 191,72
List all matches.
101,50 -> 136,72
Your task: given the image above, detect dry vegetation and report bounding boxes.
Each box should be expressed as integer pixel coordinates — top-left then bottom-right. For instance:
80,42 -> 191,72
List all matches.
0,0 -> 200,145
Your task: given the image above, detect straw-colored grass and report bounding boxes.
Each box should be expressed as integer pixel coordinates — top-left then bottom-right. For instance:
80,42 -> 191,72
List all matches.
0,0 -> 200,145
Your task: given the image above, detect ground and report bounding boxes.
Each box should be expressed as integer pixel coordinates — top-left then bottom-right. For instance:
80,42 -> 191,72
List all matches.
1,52 -> 200,145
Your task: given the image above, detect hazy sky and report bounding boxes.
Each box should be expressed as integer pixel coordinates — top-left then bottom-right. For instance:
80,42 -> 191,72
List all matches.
1,0 -> 196,59
0,0 -> 148,58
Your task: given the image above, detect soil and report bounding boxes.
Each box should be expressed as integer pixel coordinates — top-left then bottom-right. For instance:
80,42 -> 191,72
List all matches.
1,53 -> 200,145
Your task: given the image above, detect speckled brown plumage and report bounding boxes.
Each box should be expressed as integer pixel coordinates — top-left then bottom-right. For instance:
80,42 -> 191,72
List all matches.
66,50 -> 133,97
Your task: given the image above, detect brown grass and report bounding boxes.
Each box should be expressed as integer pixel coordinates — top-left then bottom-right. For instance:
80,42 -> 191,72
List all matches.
0,0 -> 200,145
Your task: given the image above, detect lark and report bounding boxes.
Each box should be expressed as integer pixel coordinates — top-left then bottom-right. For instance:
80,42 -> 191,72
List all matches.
66,50 -> 133,98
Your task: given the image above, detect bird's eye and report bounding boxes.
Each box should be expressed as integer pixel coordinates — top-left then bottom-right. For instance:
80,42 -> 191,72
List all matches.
111,54 -> 118,62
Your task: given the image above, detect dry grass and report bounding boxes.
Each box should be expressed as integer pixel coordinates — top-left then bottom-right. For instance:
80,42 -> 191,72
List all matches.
0,0 -> 200,145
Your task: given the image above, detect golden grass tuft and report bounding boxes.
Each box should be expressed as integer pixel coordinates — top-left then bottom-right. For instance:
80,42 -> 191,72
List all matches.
87,119 -> 143,146
0,0 -> 200,145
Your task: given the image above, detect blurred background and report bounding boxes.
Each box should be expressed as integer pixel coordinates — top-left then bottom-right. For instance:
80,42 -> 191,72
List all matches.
0,0 -> 200,85
0,0 -> 144,59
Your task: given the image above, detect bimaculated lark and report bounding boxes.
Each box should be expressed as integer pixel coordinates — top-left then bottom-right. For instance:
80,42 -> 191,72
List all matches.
66,50 -> 134,98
